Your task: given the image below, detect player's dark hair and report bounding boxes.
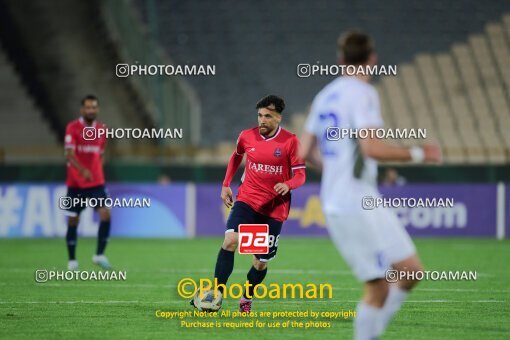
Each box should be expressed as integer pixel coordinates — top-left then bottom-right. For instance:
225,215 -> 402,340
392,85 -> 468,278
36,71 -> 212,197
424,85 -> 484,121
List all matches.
338,31 -> 374,65
255,95 -> 285,114
81,94 -> 99,106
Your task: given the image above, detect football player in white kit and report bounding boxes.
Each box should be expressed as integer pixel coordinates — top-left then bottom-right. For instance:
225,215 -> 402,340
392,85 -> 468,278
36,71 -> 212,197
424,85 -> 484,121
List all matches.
299,31 -> 442,340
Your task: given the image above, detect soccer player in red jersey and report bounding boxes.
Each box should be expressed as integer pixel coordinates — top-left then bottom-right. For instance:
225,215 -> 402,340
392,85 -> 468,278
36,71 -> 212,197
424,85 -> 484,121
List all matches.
63,95 -> 112,270
191,95 -> 306,312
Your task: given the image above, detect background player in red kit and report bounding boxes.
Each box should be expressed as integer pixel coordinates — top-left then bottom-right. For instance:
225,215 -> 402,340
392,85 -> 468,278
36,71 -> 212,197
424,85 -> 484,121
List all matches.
191,95 -> 306,312
63,95 -> 112,270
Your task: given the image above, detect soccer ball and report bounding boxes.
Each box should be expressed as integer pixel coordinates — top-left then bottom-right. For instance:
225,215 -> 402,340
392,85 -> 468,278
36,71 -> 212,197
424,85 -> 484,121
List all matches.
192,289 -> 222,312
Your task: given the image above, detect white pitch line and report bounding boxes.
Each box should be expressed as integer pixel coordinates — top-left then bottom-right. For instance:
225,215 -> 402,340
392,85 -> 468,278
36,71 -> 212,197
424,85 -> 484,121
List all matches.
1,282 -> 509,294
0,300 -> 506,305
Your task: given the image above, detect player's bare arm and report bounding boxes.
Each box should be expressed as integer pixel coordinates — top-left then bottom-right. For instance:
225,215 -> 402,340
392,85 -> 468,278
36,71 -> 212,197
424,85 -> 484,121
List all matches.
65,148 -> 93,181
358,129 -> 442,163
299,131 -> 323,170
221,186 -> 234,208
221,147 -> 244,208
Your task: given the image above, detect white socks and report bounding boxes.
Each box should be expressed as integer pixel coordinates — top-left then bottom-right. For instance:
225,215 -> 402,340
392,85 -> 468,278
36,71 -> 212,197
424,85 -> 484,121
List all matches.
377,286 -> 409,336
354,286 -> 409,339
355,302 -> 383,340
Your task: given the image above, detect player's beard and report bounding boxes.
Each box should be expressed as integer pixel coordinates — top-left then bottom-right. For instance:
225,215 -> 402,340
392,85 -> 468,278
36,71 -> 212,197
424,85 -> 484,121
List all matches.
83,113 -> 96,124
259,125 -> 276,137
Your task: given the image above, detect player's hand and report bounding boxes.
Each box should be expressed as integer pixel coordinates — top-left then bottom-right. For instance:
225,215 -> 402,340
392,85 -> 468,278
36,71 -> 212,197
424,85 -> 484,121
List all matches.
274,183 -> 290,196
422,144 -> 442,163
81,168 -> 93,181
221,186 -> 234,208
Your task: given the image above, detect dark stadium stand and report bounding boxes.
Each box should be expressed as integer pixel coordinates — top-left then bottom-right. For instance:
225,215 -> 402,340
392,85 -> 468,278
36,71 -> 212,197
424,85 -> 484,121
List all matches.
3,0 -> 152,129
135,0 -> 510,153
1,0 -> 510,164
0,0 -> 160,161
374,16 -> 510,164
0,45 -> 59,162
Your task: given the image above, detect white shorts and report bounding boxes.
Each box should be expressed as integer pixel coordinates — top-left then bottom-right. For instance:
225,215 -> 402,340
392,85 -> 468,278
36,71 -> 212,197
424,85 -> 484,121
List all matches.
325,208 -> 416,282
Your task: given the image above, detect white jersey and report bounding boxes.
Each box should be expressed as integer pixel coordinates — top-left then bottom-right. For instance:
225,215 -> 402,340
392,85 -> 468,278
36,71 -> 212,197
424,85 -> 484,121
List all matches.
304,76 -> 383,214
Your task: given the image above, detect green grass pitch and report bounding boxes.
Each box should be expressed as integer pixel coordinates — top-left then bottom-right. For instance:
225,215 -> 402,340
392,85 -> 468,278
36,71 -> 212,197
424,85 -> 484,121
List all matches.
1,238 -> 509,339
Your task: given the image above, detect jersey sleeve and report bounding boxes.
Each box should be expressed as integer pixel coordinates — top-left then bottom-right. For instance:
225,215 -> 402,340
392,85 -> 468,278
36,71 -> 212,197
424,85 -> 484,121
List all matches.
351,88 -> 384,129
222,131 -> 245,187
64,124 -> 76,150
235,131 -> 245,155
288,135 -> 306,170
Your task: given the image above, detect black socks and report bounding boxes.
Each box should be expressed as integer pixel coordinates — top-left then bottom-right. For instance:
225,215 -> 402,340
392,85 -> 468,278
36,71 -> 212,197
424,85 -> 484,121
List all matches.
214,248 -> 268,298
96,220 -> 111,255
214,248 -> 235,294
66,219 -> 110,260
244,266 -> 267,299
66,225 -> 77,260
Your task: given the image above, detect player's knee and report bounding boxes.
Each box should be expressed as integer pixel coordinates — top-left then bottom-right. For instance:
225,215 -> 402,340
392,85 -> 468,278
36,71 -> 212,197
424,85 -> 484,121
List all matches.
98,208 -> 110,221
252,257 -> 267,271
400,263 -> 424,289
392,255 -> 424,289
222,233 -> 238,251
406,263 -> 424,276
68,216 -> 79,227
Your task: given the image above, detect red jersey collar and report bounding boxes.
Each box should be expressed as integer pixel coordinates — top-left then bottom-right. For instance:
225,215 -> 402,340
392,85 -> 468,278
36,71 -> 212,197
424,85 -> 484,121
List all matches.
260,125 -> 281,141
